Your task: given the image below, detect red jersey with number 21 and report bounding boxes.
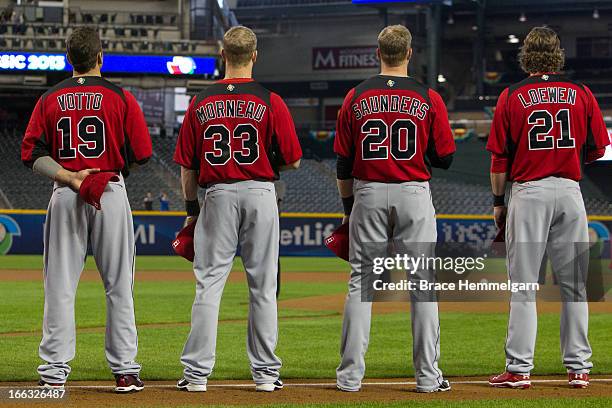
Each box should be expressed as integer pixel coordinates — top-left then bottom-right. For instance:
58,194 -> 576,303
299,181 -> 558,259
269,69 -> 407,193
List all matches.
174,78 -> 302,186
487,74 -> 610,181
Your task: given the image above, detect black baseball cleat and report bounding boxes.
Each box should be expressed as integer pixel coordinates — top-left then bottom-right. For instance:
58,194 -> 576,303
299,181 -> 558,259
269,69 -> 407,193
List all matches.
177,378 -> 207,392
256,379 -> 284,392
417,379 -> 451,393
38,380 -> 65,390
114,374 -> 144,393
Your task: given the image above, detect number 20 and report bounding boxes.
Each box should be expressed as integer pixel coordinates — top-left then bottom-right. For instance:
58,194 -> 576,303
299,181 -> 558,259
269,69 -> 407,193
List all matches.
361,118 -> 417,160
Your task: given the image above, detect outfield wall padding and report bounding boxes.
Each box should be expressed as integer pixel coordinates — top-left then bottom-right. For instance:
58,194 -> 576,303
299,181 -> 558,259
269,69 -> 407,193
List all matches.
0,210 -> 610,257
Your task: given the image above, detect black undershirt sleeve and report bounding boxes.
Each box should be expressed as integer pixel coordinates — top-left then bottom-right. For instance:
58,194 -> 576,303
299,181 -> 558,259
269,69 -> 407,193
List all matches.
336,154 -> 354,180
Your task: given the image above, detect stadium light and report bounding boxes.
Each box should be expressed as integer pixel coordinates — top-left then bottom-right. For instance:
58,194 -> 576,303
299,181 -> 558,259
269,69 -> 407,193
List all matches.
519,12 -> 526,22
507,34 -> 519,44
593,9 -> 600,19
437,74 -> 447,83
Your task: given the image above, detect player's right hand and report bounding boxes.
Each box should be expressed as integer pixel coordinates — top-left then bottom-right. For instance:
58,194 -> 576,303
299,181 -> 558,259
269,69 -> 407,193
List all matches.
69,168 -> 101,192
493,206 -> 507,229
184,216 -> 198,227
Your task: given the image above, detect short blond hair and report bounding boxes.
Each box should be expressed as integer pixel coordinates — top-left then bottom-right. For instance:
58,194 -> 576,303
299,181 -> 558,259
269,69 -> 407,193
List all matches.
223,26 -> 257,67
518,26 -> 565,74
378,25 -> 412,67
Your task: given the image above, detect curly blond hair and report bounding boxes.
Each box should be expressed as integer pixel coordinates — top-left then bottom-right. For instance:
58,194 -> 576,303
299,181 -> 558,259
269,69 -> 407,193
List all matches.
518,26 -> 564,74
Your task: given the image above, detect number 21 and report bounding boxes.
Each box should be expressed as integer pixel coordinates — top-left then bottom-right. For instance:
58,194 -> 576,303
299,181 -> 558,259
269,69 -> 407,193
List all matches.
527,109 -> 574,150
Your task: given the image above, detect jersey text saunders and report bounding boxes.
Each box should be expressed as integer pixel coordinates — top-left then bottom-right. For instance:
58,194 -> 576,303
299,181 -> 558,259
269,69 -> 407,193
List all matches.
352,94 -> 429,121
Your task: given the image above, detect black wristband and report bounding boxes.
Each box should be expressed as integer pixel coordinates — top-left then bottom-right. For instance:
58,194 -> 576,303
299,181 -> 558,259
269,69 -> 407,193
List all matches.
493,194 -> 505,207
185,200 -> 200,217
342,195 -> 354,215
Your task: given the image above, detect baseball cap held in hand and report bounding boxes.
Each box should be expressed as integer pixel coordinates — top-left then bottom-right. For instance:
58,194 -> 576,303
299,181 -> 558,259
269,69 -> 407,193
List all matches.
79,173 -> 120,210
172,221 -> 197,262
324,222 -> 349,261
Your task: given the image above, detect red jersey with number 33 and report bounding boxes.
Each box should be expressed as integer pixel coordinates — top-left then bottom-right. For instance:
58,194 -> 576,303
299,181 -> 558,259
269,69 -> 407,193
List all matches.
487,74 -> 610,182
174,78 -> 302,186
334,75 -> 456,182
21,76 -> 152,173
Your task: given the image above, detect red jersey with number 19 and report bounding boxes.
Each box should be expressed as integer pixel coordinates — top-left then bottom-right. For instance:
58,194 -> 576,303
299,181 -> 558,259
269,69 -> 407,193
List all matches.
487,74 -> 610,182
174,78 -> 302,186
21,76 -> 152,173
334,75 -> 456,182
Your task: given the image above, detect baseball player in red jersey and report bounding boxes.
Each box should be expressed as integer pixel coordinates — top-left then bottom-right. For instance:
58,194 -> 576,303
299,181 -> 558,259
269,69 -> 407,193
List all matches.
487,27 -> 610,389
21,27 -> 151,392
334,25 -> 456,393
173,26 -> 302,392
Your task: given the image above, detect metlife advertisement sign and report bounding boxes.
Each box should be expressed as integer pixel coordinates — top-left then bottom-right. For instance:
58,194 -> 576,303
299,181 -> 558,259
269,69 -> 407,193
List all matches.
1,211 -> 610,258
0,51 -> 217,75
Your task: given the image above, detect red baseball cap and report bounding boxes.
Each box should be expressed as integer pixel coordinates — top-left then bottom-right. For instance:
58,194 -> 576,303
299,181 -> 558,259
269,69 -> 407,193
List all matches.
172,221 -> 196,262
79,172 -> 120,210
324,223 -> 349,261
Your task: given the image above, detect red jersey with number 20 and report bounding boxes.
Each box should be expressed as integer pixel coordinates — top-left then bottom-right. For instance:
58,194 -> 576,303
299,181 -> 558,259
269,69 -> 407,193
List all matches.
21,76 -> 152,172
334,75 -> 456,182
174,78 -> 302,186
487,74 -> 610,182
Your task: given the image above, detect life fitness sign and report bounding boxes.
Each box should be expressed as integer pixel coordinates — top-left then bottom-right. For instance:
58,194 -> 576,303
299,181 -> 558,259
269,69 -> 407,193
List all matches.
312,46 -> 378,71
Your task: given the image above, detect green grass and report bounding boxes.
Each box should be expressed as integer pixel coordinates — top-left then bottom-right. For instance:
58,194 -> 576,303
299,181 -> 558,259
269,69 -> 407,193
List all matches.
92,399 -> 612,408
0,255 -> 611,383
185,398 -> 612,408
0,280 -> 346,333
0,255 -> 350,272
1,310 -> 611,381
153,399 -> 612,408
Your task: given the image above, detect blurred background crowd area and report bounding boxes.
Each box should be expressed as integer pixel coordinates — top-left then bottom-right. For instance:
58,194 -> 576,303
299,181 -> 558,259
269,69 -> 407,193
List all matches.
0,0 -> 610,214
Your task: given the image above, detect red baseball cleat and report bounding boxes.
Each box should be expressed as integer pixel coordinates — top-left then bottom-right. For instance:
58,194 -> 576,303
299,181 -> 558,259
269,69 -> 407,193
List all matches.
568,372 -> 589,388
114,374 -> 144,393
488,371 -> 531,389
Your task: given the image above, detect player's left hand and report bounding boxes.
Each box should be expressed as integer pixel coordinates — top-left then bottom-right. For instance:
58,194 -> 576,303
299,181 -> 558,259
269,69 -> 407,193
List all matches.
493,206 -> 507,229
342,215 -> 350,225
69,168 -> 101,192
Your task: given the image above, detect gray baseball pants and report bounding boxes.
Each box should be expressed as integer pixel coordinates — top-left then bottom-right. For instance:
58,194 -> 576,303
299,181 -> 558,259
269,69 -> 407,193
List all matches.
505,176 -> 592,374
180,180 -> 281,385
336,179 -> 444,392
38,176 -> 140,384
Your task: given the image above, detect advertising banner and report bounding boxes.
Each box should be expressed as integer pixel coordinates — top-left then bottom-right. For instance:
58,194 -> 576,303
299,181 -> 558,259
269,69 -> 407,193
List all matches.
312,46 -> 377,71
0,52 -> 217,75
0,211 -> 609,258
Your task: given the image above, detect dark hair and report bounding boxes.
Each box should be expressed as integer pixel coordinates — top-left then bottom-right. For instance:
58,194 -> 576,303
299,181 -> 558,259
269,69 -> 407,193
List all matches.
66,26 -> 102,73
518,26 -> 564,74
